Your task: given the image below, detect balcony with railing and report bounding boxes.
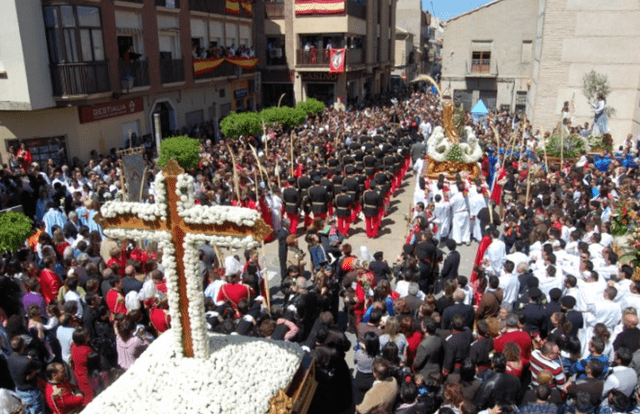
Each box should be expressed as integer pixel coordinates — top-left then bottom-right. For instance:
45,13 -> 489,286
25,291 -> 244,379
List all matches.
193,60 -> 237,80
297,48 -> 362,67
156,0 -> 180,8
189,0 -> 253,16
118,59 -> 150,90
160,58 -> 185,83
265,2 -> 284,18
50,61 -> 110,97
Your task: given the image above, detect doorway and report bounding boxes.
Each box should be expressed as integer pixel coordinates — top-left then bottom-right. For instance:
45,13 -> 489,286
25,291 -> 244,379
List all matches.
150,101 -> 175,138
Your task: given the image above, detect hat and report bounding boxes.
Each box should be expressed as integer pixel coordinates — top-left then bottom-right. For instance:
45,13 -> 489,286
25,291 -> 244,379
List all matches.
549,288 -> 562,301
313,175 -> 321,183
561,295 -> 576,308
528,288 -> 542,299
287,177 -> 295,184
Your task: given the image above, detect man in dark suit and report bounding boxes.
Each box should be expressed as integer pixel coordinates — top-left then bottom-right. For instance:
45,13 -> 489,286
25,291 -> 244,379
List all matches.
441,289 -> 475,330
334,186 -> 353,236
561,295 -> 584,338
276,219 -> 290,279
63,211 -> 81,240
440,239 -> 460,281
122,265 -> 143,295
369,251 -> 391,282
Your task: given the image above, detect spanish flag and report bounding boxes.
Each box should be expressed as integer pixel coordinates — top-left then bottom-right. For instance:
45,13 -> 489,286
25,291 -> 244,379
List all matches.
240,0 -> 252,15
295,0 -> 345,15
226,0 -> 240,14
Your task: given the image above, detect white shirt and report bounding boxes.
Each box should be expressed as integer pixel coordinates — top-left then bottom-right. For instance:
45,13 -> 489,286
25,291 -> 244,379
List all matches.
499,272 -> 519,305
204,279 -> 227,305
64,290 -> 83,319
506,252 -> 529,270
56,325 -> 75,364
587,298 -> 622,332
484,239 -> 506,276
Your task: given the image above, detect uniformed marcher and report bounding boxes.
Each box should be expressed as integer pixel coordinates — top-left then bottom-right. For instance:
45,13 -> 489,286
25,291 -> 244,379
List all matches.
320,169 -> 334,217
362,180 -> 383,238
282,177 -> 300,234
298,171 -> 313,227
343,166 -> 360,222
308,175 -> 330,221
334,186 -> 353,236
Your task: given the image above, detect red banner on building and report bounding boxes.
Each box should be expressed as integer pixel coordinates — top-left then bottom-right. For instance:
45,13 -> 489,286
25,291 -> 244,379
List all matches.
295,0 -> 345,15
193,57 -> 259,76
226,0 -> 240,14
240,0 -> 252,14
78,97 -> 144,124
329,48 -> 345,73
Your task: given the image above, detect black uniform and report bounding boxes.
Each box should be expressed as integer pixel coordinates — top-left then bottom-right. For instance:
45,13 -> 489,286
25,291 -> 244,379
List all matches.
334,193 -> 353,217
282,187 -> 300,214
361,189 -> 382,217
308,185 -> 330,215
343,176 -> 359,201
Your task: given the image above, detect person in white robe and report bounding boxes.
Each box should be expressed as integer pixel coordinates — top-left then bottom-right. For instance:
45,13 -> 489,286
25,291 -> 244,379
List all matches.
433,194 -> 451,241
468,185 -> 486,243
270,191 -> 283,233
581,287 -> 621,357
483,230 -> 506,276
449,184 -> 470,245
506,242 -> 529,270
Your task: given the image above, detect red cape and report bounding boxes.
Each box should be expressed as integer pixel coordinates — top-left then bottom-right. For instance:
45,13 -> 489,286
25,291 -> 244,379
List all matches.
470,235 -> 492,283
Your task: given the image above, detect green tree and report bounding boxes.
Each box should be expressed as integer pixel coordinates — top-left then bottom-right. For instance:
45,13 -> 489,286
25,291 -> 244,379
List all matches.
296,98 -> 325,116
583,70 -> 615,117
220,112 -> 262,138
157,136 -> 201,169
0,211 -> 32,254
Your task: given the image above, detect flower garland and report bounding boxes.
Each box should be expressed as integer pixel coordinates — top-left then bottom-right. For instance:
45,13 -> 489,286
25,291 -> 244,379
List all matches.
182,233 -> 210,359
154,172 -> 168,221
175,173 -> 260,227
82,330 -> 304,414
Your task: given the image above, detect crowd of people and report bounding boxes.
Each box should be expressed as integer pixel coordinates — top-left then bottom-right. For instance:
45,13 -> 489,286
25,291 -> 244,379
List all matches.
1,87 -> 640,414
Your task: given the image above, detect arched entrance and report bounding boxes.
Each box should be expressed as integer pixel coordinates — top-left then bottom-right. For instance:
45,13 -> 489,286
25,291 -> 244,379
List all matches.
149,99 -> 177,139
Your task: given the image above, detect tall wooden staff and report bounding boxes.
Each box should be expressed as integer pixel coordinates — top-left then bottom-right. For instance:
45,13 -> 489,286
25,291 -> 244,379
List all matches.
290,132 -> 295,176
225,142 -> 241,201
262,119 -> 269,157
275,158 -> 282,189
249,144 -> 270,191
525,161 -> 532,207
540,126 -> 549,173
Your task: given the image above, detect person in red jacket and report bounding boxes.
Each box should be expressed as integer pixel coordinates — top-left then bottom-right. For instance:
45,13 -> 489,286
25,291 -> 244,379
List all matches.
106,276 -> 127,316
70,327 -> 94,406
107,246 -> 127,276
45,362 -> 84,414
39,256 -> 62,305
217,272 -> 254,312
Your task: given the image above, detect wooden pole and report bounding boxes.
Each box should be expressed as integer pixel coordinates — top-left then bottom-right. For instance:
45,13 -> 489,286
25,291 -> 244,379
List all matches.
290,132 -> 295,176
541,126 -> 549,173
139,167 -> 148,202
275,158 -> 282,189
560,121 -> 565,170
249,144 -> 268,189
525,161 -> 532,206
277,93 -> 286,108
225,142 -> 241,202
261,240 -> 271,316
262,119 -> 269,157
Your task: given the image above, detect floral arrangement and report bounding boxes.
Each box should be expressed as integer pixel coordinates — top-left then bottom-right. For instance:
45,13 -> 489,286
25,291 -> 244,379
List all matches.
426,126 -> 482,164
586,135 -> 612,152
82,331 -> 304,414
610,200 -> 638,236
0,211 -> 32,254
545,133 -> 587,159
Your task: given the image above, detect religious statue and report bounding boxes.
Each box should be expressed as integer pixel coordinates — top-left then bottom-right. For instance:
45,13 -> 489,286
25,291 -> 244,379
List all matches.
425,100 -> 482,179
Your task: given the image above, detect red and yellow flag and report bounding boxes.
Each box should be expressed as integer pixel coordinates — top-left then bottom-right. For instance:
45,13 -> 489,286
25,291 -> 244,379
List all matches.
240,0 -> 252,15
193,58 -> 225,76
226,0 -> 240,14
295,0 -> 345,15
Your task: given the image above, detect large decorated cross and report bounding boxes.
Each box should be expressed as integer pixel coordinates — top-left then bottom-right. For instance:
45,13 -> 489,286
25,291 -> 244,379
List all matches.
96,159 -> 272,358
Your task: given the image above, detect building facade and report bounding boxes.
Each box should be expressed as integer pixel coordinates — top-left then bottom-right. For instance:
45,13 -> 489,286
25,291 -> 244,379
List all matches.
261,0 -> 396,107
0,0 -> 261,164
441,0 -> 640,141
529,0 -> 640,139
395,0 -> 428,75
392,28 -> 416,85
440,0 -> 537,113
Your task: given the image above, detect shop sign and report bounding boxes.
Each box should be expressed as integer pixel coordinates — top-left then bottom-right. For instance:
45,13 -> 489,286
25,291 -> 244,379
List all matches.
234,89 -> 249,99
300,72 -> 338,82
79,97 -> 144,124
